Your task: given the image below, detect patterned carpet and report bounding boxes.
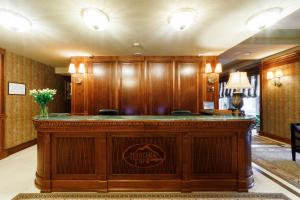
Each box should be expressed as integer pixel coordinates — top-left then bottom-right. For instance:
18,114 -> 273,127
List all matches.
252,135 -> 300,189
12,193 -> 290,200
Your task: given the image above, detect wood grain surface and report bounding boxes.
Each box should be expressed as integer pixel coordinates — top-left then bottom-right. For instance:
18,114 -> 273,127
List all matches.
70,56 -> 219,115
261,49 -> 300,140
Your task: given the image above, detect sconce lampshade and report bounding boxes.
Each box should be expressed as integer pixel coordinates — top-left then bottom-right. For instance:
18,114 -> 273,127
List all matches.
205,63 -> 212,74
215,63 -> 222,73
78,63 -> 85,74
266,71 -> 274,80
226,71 -> 251,90
275,69 -> 283,78
68,63 -> 76,74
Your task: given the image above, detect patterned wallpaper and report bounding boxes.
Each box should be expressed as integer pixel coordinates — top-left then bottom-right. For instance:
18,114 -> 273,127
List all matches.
4,51 -> 68,149
262,61 -> 300,139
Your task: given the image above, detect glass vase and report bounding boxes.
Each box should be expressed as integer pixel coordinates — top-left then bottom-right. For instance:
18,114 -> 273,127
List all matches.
40,105 -> 48,118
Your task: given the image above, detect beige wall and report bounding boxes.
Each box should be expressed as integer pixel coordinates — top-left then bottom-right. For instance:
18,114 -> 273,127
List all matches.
4,51 -> 68,149
261,50 -> 300,141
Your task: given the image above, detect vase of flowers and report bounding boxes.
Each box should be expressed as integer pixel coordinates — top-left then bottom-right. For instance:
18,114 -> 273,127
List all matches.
30,88 -> 57,117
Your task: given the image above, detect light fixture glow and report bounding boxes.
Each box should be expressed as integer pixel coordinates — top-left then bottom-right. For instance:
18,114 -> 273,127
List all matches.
205,63 -> 213,74
275,69 -> 283,78
81,8 -> 109,31
68,63 -> 76,74
266,69 -> 283,87
266,71 -> 274,80
181,66 -> 195,76
78,63 -> 85,74
246,7 -> 282,31
215,63 -> 222,73
0,9 -> 32,32
168,8 -> 196,31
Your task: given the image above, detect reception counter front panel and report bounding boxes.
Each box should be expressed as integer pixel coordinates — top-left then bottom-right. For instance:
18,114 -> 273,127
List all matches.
33,114 -> 254,192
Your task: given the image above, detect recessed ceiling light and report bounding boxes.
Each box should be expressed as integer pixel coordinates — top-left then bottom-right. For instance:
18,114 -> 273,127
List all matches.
168,8 -> 196,31
0,9 -> 32,32
81,8 -> 109,31
246,7 -> 282,31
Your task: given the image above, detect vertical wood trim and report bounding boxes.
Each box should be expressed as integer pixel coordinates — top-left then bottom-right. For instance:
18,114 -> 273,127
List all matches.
259,65 -> 263,133
0,48 -> 5,153
196,62 -> 201,113
143,60 -> 148,115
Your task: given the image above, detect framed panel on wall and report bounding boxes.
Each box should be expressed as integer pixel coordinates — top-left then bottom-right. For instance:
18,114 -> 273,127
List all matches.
8,82 -> 26,95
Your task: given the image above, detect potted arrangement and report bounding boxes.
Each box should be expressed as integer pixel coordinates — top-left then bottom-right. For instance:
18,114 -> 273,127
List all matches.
30,88 -> 57,117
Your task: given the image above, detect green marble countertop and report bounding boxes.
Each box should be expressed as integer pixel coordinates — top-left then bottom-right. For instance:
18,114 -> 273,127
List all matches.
33,113 -> 255,121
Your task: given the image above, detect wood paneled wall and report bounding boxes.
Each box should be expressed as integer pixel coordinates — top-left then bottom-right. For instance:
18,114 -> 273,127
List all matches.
71,56 -> 219,115
0,48 -> 4,157
3,50 -> 68,150
261,49 -> 300,142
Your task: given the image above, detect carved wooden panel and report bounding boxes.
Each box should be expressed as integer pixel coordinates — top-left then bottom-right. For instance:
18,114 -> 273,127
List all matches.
35,120 -> 254,192
147,62 -> 173,115
109,135 -> 180,176
54,137 -> 96,174
119,62 -> 145,115
192,133 -> 237,176
175,62 -> 201,112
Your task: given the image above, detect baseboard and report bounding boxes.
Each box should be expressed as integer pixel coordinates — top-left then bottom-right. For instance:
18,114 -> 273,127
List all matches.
0,139 -> 36,160
0,150 -> 7,159
259,132 -> 290,144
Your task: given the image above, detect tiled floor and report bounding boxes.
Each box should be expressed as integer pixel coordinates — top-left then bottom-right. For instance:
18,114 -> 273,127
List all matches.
0,145 -> 299,200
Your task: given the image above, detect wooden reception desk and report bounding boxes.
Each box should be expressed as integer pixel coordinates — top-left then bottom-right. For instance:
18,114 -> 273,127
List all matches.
33,114 -> 255,192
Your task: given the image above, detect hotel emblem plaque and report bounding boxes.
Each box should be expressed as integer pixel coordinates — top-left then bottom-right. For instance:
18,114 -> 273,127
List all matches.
122,144 -> 166,168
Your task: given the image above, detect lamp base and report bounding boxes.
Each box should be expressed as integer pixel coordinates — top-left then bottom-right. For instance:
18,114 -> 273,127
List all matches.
231,92 -> 245,116
232,109 -> 245,116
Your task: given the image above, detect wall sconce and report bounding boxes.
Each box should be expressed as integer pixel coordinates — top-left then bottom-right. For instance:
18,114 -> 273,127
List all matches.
205,63 -> 222,83
68,63 -> 86,84
267,69 -> 283,87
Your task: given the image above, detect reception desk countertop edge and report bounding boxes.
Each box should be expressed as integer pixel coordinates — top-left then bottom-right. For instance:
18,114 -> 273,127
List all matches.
33,113 -> 255,122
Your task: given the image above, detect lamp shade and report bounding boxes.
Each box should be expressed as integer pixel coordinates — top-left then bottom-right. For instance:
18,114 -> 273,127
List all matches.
205,63 -> 212,74
78,63 -> 85,74
225,71 -> 251,90
266,71 -> 274,80
215,63 -> 222,73
68,63 -> 76,74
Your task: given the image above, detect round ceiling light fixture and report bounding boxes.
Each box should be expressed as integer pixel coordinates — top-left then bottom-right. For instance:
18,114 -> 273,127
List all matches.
246,7 -> 282,31
168,8 -> 196,31
0,9 -> 32,32
81,8 -> 109,31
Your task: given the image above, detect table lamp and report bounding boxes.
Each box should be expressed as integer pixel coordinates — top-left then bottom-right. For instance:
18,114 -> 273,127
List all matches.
225,71 -> 252,115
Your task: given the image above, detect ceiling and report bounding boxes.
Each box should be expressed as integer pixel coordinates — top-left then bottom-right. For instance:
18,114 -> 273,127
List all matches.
220,8 -> 300,67
0,0 -> 299,69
